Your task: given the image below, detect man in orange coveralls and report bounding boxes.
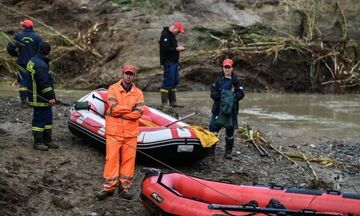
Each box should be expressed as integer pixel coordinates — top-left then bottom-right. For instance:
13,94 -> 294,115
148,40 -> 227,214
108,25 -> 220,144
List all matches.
96,64 -> 144,200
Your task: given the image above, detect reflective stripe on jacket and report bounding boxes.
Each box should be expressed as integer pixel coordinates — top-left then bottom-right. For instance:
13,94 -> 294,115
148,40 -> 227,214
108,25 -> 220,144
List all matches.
27,54 -> 55,107
6,28 -> 43,66
105,80 -> 144,137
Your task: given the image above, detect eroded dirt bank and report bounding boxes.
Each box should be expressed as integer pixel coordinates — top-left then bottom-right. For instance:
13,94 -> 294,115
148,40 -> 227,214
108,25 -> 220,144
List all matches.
1,0 -> 359,93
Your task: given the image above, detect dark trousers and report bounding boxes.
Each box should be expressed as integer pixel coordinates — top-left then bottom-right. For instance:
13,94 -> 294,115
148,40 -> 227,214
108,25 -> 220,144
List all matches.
32,106 -> 53,132
161,62 -> 179,90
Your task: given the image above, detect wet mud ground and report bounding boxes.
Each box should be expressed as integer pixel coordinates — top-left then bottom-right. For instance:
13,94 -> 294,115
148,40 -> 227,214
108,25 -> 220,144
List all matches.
0,95 -> 359,216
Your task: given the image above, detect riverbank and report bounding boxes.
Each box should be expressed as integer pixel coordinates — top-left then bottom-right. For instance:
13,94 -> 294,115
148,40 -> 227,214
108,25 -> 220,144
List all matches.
0,93 -> 359,215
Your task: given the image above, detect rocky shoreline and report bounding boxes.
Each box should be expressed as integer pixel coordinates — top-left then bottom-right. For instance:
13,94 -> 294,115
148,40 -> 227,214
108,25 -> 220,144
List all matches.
0,95 -> 359,215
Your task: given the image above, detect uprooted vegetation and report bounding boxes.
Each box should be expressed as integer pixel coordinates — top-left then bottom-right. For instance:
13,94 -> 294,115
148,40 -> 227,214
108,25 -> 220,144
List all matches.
196,23 -> 360,93
194,0 -> 360,93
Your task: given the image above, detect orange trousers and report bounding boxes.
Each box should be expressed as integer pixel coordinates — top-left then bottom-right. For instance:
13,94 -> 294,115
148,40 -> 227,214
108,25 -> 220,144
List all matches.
103,135 -> 137,192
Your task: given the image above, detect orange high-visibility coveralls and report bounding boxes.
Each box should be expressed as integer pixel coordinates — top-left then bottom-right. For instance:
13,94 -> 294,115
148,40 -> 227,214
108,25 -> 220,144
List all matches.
103,80 -> 144,192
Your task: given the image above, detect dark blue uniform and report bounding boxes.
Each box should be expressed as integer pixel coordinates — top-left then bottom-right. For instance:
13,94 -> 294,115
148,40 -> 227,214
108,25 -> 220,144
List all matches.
26,54 -> 55,132
7,28 -> 43,102
159,27 -> 180,91
159,27 -> 184,107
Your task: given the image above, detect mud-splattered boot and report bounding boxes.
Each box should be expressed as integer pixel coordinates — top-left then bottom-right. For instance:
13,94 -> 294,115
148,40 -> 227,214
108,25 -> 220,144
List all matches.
169,90 -> 184,108
33,132 -> 48,151
118,188 -> 134,200
224,137 -> 234,159
161,91 -> 169,107
96,190 -> 114,200
44,129 -> 59,149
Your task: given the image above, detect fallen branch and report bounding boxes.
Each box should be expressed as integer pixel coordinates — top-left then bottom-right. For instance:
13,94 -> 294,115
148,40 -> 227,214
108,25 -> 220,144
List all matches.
250,140 -> 267,156
301,153 -> 318,180
257,142 -> 271,157
0,3 -> 102,58
269,144 -> 304,171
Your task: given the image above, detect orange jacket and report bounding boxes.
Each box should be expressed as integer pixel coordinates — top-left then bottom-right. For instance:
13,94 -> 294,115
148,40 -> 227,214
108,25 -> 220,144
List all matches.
105,80 -> 144,137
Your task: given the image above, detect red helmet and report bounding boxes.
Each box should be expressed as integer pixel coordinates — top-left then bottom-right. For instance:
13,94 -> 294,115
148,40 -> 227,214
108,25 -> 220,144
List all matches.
21,19 -> 33,28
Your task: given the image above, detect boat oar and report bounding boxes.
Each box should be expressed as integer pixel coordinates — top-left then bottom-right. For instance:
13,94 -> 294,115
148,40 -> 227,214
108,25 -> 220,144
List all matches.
74,101 -> 104,118
92,94 -> 106,103
162,112 -> 197,127
55,100 -> 72,107
26,88 -> 72,107
208,204 -> 341,216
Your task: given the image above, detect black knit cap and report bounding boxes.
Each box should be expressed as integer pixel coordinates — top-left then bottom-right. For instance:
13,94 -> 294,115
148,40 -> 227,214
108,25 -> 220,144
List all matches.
38,42 -> 51,55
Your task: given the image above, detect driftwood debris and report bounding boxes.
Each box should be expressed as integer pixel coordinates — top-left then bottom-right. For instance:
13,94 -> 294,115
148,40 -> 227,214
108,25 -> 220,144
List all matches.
0,3 -> 102,58
268,144 -> 304,171
300,153 -> 319,180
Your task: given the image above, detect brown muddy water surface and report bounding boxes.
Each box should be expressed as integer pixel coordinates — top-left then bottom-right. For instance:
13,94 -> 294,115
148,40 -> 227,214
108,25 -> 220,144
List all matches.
147,91 -> 360,143
1,85 -> 359,142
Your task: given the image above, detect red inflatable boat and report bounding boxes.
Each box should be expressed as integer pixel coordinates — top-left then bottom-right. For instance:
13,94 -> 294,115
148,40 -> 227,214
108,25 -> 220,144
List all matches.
68,89 -> 216,161
141,170 -> 360,216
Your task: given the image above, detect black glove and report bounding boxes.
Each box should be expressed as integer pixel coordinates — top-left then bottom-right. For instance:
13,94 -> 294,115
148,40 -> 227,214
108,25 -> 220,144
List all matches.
132,105 -> 137,111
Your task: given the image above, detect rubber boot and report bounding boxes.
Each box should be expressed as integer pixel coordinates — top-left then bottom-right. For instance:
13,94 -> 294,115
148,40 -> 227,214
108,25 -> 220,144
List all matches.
161,92 -> 169,107
44,129 -> 59,149
33,132 -> 48,151
96,190 -> 114,200
224,137 -> 234,159
118,188 -> 134,200
168,91 -> 184,108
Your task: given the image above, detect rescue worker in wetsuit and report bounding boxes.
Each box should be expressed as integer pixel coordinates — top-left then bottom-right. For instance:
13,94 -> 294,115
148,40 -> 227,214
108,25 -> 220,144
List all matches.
159,20 -> 186,107
209,58 -> 245,159
97,64 -> 144,200
7,19 -> 43,107
27,42 -> 58,151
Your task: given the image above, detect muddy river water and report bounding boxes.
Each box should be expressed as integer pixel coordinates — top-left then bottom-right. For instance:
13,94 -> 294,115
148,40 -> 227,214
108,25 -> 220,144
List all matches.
161,91 -> 360,142
2,86 -> 359,142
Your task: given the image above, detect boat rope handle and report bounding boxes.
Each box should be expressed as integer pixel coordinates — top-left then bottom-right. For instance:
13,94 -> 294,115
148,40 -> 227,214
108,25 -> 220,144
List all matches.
306,194 -> 319,211
208,204 -> 342,216
81,117 -> 103,128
